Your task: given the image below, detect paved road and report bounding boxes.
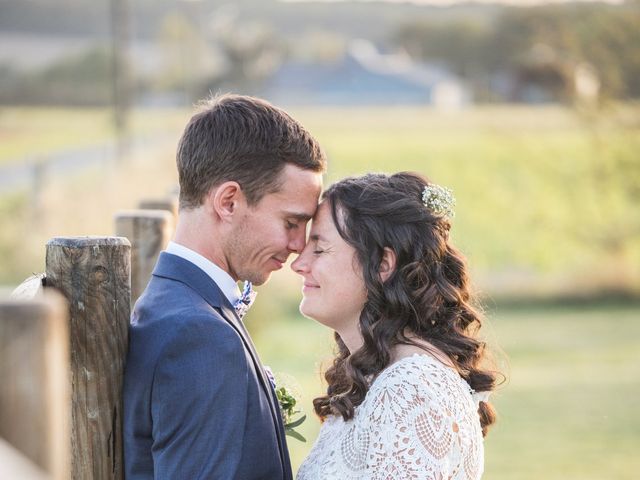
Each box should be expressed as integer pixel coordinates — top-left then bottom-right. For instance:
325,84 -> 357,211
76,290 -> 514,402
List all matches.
0,134 -> 175,194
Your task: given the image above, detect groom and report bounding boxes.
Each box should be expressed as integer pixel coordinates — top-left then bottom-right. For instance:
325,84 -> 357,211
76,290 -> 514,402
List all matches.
123,94 -> 326,479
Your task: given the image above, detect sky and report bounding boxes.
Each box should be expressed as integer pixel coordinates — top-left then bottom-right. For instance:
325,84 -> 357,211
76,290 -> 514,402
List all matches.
280,0 -> 623,5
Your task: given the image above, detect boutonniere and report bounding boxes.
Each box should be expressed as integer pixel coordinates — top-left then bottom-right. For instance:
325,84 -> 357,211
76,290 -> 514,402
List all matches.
276,385 -> 307,442
265,367 -> 307,442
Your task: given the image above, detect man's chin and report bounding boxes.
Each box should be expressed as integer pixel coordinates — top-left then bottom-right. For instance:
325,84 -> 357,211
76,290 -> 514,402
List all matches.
247,271 -> 271,286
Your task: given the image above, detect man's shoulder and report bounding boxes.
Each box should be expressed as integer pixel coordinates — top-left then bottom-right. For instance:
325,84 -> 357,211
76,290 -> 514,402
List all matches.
136,273 -> 213,316
130,275 -> 240,349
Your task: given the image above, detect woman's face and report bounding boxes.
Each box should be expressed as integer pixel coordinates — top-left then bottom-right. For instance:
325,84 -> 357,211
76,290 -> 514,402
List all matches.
291,201 -> 368,332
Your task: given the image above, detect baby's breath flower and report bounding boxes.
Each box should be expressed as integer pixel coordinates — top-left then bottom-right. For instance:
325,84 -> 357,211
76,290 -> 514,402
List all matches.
422,184 -> 456,219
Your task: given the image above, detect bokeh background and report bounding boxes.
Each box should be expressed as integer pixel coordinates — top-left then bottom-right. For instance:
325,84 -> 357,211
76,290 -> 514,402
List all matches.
1,0 -> 639,478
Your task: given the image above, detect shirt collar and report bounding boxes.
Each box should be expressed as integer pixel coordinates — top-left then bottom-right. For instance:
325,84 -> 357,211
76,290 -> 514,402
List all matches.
165,241 -> 241,305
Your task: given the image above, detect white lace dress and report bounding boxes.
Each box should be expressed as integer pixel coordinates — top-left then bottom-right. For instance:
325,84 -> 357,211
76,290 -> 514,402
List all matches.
297,354 -> 485,480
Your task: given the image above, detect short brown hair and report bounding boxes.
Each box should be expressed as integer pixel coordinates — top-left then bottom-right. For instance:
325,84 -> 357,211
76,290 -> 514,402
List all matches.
177,94 -> 327,209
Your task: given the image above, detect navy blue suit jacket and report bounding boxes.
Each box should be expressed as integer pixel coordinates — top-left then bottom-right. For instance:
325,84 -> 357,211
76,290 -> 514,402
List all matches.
123,252 -> 292,479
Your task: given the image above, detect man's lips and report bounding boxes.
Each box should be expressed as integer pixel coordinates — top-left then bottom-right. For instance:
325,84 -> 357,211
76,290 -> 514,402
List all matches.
271,257 -> 286,269
302,282 -> 320,292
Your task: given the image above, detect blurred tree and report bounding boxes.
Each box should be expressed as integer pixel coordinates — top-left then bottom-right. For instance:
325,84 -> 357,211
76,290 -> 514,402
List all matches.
156,11 -> 219,103
154,7 -> 285,102
206,7 -> 285,95
0,48 -> 112,106
395,19 -> 491,77
491,2 -> 640,100
394,19 -> 494,99
393,1 -> 640,102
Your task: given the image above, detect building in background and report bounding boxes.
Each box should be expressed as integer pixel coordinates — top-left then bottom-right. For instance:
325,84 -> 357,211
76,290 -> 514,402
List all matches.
263,39 -> 470,108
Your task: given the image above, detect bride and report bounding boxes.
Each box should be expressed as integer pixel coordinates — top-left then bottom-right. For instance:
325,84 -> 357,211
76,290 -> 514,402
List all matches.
292,172 -> 500,480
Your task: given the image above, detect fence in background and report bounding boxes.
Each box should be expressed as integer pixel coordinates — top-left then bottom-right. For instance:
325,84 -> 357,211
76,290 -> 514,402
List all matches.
0,191 -> 177,479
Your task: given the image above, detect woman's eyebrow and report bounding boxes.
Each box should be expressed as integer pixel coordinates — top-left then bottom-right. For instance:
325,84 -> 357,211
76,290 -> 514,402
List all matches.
309,234 -> 327,242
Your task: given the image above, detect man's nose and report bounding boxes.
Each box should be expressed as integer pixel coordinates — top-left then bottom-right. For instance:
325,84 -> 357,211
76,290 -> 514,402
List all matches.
291,250 -> 308,274
288,228 -> 306,254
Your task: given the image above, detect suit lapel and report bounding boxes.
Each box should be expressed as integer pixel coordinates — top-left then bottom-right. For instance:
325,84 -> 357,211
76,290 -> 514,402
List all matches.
217,301 -> 291,479
152,253 -> 291,478
217,302 -> 281,418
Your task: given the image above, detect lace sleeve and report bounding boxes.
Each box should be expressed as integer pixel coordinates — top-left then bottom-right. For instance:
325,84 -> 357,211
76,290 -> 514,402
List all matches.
361,359 -> 482,480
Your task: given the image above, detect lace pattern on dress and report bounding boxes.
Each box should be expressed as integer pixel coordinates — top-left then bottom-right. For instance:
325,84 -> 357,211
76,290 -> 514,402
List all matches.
297,354 -> 484,480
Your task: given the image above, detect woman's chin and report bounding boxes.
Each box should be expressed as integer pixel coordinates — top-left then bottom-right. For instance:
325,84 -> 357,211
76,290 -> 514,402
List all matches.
299,301 -> 311,318
299,301 -> 321,323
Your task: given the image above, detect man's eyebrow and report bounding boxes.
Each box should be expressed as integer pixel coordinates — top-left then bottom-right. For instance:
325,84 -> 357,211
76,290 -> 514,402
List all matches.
285,212 -> 313,222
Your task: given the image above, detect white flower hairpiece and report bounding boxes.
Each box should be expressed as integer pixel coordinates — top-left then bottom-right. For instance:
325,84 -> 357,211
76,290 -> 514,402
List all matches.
422,184 -> 456,219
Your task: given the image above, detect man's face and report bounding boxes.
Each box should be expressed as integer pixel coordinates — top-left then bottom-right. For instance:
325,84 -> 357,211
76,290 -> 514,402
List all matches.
227,164 -> 323,285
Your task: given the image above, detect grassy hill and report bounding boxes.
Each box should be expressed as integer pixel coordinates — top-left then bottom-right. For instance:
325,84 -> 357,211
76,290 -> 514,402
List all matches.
1,103 -> 638,479
1,104 -> 638,292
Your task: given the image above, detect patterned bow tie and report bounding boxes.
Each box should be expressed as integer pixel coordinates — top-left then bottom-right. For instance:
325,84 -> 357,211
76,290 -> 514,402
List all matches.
233,281 -> 257,320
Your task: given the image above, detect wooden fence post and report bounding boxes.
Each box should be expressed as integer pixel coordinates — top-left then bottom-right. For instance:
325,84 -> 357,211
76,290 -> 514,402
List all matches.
0,291 -> 70,480
45,236 -> 130,480
138,197 -> 178,221
114,210 -> 173,308
0,438 -> 48,480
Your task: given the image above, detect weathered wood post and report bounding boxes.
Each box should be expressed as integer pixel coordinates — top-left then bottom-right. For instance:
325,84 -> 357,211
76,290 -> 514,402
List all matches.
0,438 -> 49,480
114,210 -> 173,308
0,291 -> 70,479
138,197 -> 179,221
45,237 -> 130,480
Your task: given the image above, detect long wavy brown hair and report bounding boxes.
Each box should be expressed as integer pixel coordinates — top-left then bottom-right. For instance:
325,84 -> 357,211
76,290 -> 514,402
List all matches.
313,172 -> 500,436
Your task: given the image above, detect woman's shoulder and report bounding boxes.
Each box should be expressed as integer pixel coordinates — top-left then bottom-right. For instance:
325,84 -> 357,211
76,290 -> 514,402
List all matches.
374,352 -> 460,389
363,353 -> 474,415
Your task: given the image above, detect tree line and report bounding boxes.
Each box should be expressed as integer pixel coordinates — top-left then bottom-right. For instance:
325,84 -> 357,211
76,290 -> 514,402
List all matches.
1,0 -> 638,105
393,0 -> 640,102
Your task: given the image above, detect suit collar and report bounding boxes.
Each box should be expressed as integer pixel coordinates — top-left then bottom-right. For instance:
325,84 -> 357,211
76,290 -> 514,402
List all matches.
153,252 -> 231,309
164,242 -> 242,305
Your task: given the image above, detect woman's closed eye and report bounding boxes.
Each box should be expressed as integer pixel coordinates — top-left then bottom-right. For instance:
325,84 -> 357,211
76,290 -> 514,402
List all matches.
312,244 -> 332,255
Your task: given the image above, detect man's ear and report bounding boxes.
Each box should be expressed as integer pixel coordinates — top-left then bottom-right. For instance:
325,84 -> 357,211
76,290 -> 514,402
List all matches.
379,247 -> 397,283
206,181 -> 244,222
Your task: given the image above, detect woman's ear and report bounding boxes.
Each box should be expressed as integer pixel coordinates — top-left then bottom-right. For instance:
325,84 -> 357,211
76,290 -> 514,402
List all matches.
379,247 -> 397,283
207,181 -> 244,223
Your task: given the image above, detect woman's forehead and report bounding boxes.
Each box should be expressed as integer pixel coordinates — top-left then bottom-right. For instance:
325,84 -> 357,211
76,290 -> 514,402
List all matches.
310,202 -> 339,238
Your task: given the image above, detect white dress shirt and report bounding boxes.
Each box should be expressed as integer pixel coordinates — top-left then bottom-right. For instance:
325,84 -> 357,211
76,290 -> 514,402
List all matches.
165,241 -> 241,306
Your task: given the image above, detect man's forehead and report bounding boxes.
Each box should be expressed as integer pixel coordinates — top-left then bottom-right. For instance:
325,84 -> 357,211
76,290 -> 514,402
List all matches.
279,167 -> 323,198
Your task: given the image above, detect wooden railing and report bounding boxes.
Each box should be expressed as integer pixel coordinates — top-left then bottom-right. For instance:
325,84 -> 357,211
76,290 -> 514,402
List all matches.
0,192 -> 178,479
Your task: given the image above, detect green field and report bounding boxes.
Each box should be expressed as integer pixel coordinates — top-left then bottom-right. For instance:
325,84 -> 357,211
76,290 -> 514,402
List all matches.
1,105 -> 639,478
250,299 -> 640,479
0,108 -> 113,164
0,107 -> 190,166
1,104 -> 639,288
